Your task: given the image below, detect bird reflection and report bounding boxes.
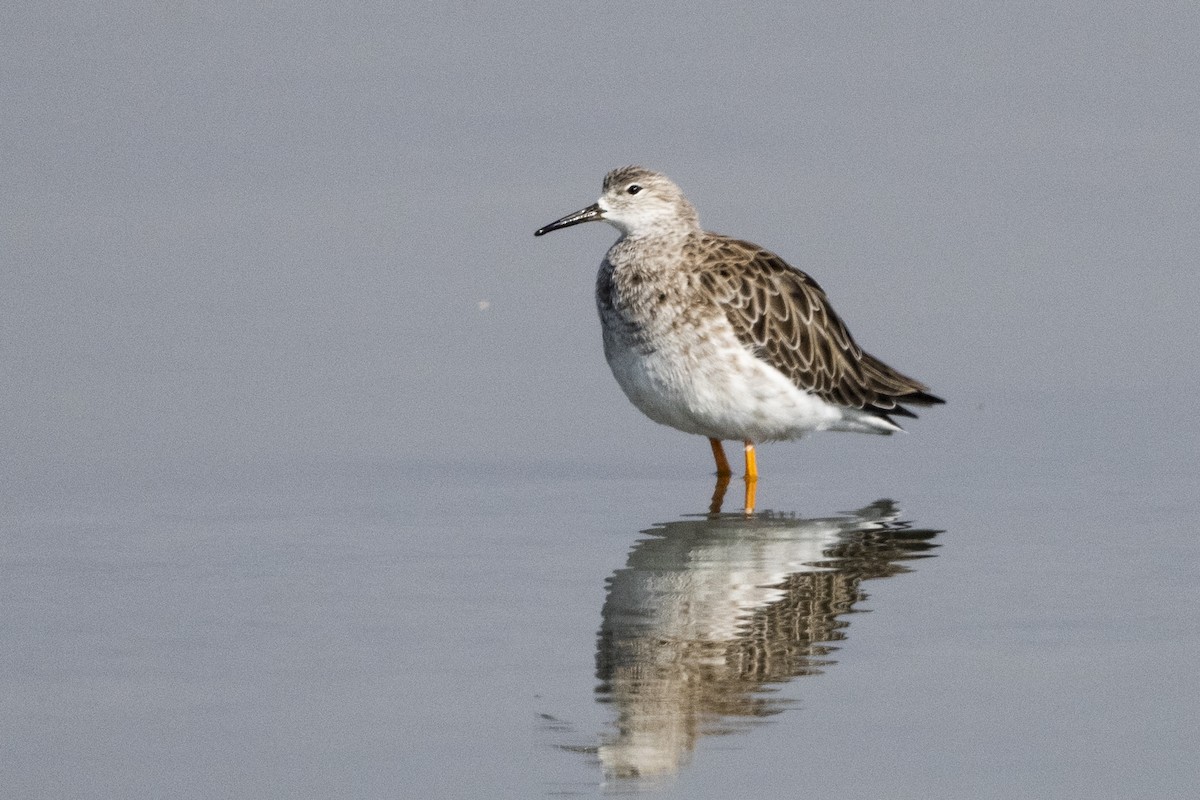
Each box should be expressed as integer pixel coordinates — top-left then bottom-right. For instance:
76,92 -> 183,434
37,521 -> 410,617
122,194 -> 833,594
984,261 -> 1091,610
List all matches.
591,500 -> 939,781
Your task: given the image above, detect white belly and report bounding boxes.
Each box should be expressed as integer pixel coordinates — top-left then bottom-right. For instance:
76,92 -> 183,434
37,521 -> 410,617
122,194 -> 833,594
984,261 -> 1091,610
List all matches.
602,314 -> 891,442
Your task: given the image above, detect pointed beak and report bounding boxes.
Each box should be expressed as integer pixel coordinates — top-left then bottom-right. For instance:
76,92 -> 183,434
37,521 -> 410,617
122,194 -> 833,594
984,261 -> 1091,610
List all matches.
534,203 -> 604,236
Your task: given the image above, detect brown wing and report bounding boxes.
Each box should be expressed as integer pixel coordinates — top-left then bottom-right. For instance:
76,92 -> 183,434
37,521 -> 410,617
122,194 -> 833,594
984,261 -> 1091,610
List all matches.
693,236 -> 944,421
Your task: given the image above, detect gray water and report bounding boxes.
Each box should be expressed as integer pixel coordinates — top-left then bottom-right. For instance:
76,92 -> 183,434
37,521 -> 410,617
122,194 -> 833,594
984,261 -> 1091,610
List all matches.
3,3 -> 1199,798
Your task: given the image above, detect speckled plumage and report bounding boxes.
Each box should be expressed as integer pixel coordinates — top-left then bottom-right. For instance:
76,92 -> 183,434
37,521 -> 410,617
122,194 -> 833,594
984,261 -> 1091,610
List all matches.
536,166 -> 942,463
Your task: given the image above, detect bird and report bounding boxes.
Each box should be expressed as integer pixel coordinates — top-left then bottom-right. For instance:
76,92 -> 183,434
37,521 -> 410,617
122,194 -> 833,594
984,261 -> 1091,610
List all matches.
534,167 -> 943,513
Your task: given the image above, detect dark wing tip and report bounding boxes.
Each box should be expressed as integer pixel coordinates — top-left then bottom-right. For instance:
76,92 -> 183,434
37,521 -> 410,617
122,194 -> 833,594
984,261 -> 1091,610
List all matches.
865,389 -> 944,425
901,390 -> 945,406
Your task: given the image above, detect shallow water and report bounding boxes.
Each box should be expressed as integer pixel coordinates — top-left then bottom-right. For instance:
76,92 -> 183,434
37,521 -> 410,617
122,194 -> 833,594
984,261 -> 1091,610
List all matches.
5,419 -> 1197,798
4,3 -> 1200,798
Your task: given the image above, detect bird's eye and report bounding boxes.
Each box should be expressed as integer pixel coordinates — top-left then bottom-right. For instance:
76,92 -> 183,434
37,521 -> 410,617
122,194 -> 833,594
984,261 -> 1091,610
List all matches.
627,184 -> 642,195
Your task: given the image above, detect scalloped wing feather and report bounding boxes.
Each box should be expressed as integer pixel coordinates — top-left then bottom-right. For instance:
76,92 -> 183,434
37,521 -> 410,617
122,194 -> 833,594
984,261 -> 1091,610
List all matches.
694,237 -> 943,420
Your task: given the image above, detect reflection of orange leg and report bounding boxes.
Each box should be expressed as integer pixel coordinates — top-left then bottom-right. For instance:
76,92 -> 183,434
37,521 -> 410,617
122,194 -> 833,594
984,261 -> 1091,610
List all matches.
743,440 -> 758,515
708,471 -> 730,514
709,438 -> 732,477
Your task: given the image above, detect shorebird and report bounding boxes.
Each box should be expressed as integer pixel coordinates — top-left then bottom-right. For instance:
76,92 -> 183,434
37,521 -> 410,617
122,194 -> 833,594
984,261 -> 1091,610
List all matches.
535,167 -> 943,513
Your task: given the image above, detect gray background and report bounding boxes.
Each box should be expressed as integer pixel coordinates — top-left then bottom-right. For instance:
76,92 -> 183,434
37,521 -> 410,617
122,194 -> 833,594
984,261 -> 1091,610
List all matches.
3,2 -> 1198,798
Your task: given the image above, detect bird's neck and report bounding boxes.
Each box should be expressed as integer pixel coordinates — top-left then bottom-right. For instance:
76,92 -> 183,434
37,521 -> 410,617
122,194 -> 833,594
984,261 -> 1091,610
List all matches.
608,229 -> 694,272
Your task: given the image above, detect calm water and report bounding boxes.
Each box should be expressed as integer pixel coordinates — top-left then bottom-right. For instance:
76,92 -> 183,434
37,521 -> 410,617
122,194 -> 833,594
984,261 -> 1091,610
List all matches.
4,3 -> 1200,798
5,395 -> 1198,798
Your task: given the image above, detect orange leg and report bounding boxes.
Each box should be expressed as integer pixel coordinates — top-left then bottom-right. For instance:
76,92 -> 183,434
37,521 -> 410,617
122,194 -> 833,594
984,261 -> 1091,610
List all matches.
709,437 -> 732,477
743,440 -> 758,480
743,440 -> 758,515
